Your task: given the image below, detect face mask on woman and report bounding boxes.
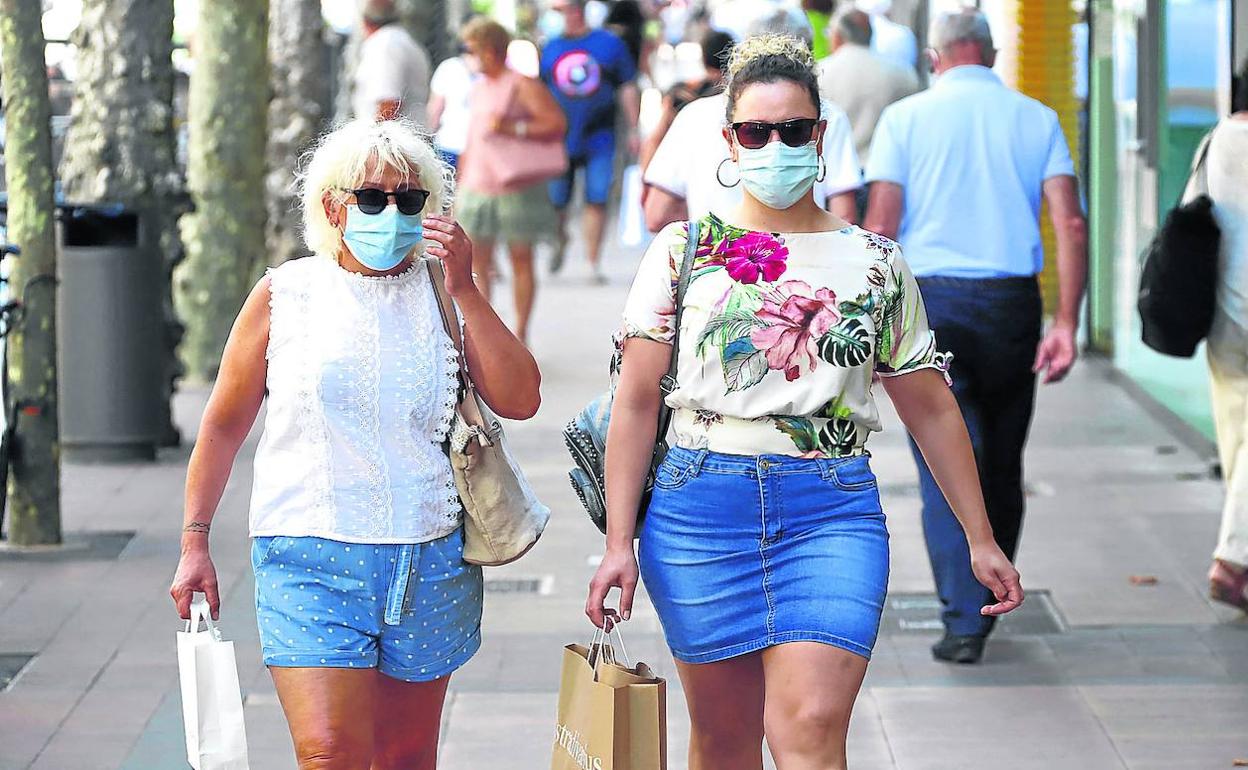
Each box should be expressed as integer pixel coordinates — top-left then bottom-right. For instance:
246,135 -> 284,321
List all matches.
736,140 -> 820,210
342,205 -> 425,271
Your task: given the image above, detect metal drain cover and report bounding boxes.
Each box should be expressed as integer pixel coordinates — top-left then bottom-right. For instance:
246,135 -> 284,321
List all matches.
484,575 -> 554,595
880,590 -> 1064,636
0,531 -> 135,562
0,653 -> 35,691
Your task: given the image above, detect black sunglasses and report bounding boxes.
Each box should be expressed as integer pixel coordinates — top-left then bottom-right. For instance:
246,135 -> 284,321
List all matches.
730,119 -> 819,150
340,187 -> 430,216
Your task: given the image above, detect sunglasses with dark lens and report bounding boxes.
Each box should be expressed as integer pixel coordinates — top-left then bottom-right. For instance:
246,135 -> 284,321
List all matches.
341,187 -> 430,216
730,119 -> 820,150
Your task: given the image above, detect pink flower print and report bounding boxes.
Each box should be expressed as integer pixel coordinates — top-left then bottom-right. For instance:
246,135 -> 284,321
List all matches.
723,232 -> 789,285
750,281 -> 840,381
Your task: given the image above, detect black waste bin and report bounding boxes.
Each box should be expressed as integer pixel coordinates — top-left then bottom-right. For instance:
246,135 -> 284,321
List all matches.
58,206 -> 162,461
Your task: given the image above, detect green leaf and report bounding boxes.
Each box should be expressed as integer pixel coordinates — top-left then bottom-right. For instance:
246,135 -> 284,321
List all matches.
818,395 -> 855,421
722,338 -> 768,393
773,416 -> 819,453
818,317 -> 872,368
696,309 -> 764,356
724,282 -> 765,315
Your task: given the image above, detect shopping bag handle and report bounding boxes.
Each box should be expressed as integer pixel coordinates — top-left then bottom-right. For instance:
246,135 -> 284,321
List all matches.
185,593 -> 223,641
588,619 -> 633,672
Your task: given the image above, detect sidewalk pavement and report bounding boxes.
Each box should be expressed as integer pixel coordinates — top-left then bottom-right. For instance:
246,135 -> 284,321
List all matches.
1,235 -> 1246,770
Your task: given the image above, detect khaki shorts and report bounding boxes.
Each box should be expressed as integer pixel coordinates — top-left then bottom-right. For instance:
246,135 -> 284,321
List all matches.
456,182 -> 557,243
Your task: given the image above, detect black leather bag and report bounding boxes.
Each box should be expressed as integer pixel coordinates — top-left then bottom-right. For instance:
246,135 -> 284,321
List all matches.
563,220 -> 700,535
1138,134 -> 1221,358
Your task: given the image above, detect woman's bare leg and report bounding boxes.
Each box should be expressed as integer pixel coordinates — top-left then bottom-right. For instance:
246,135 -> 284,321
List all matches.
675,653 -> 766,770
370,673 -> 452,770
761,642 -> 869,770
507,240 -> 537,343
270,667 -> 376,770
472,237 -> 496,300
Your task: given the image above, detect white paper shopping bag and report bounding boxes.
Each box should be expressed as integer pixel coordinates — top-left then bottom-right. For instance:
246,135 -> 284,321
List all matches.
177,594 -> 250,770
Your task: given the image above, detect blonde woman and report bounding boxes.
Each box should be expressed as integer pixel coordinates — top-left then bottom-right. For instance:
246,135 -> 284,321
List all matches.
588,36 -> 1022,769
169,119 -> 540,770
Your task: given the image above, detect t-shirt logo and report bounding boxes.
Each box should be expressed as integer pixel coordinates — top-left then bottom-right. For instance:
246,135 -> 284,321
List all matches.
552,50 -> 602,98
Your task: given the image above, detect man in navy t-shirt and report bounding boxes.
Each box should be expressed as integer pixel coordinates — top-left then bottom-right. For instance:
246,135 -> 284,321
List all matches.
541,0 -> 639,282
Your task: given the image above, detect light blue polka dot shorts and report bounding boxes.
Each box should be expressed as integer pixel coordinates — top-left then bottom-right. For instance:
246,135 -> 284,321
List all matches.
251,527 -> 483,682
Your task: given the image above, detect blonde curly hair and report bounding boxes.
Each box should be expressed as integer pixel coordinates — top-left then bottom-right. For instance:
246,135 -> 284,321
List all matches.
724,33 -> 821,122
300,118 -> 453,258
726,33 -> 814,78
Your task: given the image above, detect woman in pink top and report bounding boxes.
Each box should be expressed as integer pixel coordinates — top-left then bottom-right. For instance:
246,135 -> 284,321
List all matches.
457,18 -> 566,343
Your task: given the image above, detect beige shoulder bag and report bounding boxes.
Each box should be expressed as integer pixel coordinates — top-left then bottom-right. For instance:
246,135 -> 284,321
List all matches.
425,258 -> 550,566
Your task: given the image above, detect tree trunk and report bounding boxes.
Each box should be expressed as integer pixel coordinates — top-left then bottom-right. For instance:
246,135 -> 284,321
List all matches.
59,0 -> 187,447
0,0 -> 63,545
176,0 -> 269,381
266,0 -> 329,266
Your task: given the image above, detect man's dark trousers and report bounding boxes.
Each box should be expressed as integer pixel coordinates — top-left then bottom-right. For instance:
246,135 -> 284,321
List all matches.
909,275 -> 1042,639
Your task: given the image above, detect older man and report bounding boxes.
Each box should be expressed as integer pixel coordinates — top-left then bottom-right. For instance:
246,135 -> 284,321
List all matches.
817,7 -> 918,166
352,0 -> 431,123
864,9 -> 1087,664
643,9 -> 862,230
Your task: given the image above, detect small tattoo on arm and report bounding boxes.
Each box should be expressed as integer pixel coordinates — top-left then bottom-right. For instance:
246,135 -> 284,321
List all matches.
184,522 -> 210,534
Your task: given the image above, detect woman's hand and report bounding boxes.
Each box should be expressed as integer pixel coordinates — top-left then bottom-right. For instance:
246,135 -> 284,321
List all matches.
170,547 -> 220,620
970,542 -> 1024,617
586,547 -> 640,629
423,215 -> 477,299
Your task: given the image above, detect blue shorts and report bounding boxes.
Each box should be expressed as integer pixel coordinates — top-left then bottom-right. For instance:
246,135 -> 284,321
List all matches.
252,528 -> 483,682
548,146 -> 615,208
639,448 -> 889,663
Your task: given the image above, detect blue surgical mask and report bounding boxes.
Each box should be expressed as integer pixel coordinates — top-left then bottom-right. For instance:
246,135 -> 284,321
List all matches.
342,204 -> 425,271
736,140 -> 820,210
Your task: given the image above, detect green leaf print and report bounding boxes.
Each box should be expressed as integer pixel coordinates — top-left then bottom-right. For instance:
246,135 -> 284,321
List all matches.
818,317 -> 872,368
724,282 -> 765,314
773,416 -> 820,454
817,418 -> 859,457
722,338 -> 769,393
818,394 -> 855,421
696,308 -> 765,356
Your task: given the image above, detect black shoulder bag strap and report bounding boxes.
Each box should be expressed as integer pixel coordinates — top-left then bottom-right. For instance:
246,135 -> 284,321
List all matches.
655,219 -> 700,444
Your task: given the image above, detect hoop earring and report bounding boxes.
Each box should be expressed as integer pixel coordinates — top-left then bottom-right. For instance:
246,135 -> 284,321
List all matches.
816,156 -> 827,183
716,157 -> 740,188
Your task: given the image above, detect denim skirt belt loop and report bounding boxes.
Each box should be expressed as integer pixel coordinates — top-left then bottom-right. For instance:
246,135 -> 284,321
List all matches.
638,446 -> 890,663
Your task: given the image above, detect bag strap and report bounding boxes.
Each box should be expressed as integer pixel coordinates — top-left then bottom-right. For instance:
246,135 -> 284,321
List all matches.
655,219 -> 700,442
425,258 -> 494,437
186,594 -> 223,641
1180,129 -> 1215,203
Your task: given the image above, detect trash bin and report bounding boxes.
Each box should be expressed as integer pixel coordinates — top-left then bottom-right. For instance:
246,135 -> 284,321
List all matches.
57,205 -> 162,461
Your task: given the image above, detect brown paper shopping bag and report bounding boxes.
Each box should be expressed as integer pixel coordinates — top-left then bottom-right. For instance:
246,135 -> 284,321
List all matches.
551,628 -> 667,770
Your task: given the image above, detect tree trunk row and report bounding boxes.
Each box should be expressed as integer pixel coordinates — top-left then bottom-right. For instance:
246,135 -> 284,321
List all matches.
176,0 -> 270,381
0,0 -> 63,545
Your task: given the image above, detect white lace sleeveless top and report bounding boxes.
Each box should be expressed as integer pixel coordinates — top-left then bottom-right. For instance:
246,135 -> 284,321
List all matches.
248,257 -> 462,543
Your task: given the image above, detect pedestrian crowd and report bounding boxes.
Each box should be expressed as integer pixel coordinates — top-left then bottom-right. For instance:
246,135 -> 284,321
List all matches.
167,1 -> 1245,768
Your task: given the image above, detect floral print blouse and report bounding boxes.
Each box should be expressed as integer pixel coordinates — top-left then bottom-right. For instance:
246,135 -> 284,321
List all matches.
620,213 -> 951,458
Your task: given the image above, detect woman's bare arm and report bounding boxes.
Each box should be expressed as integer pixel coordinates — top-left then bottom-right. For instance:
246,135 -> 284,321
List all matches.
504,77 -> 567,140
586,337 -> 668,627
881,369 -> 1023,616
423,215 -> 541,419
171,276 -> 271,619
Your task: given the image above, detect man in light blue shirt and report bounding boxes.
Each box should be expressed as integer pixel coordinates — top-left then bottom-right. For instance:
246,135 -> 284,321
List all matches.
864,9 -> 1088,664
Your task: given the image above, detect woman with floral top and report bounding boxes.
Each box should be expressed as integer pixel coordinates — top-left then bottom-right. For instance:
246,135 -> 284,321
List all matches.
586,35 -> 1023,769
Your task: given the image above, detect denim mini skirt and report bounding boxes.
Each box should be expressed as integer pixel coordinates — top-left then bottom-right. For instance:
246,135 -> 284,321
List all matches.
638,447 -> 889,663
